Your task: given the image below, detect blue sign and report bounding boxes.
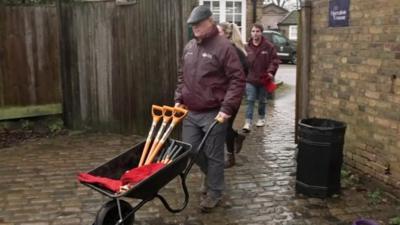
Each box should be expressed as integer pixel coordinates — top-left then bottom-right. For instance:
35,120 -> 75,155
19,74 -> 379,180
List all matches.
329,0 -> 350,27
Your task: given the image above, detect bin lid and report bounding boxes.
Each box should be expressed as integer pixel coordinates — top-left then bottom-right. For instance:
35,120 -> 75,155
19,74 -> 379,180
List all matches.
299,118 -> 346,131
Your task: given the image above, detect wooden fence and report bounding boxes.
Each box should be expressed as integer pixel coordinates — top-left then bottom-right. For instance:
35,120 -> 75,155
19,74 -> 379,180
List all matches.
60,0 -> 195,134
0,0 -> 196,135
0,5 -> 62,120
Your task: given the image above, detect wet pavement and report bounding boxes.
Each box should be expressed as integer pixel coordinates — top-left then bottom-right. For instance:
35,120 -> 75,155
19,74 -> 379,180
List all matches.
0,64 -> 399,225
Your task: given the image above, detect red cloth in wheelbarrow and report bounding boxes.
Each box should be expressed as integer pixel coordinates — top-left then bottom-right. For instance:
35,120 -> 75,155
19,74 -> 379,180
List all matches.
78,163 -> 165,192
78,173 -> 122,192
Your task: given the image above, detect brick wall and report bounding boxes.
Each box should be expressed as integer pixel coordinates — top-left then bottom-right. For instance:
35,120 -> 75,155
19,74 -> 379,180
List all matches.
308,0 -> 400,191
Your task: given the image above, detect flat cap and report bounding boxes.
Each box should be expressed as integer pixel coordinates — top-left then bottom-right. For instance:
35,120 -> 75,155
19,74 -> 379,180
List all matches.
187,5 -> 212,25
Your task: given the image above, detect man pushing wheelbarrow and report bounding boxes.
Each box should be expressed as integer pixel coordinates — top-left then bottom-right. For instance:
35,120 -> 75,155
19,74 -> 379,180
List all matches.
78,6 -> 245,224
174,5 -> 246,212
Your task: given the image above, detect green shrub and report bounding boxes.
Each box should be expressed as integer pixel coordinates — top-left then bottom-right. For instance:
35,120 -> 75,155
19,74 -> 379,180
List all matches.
21,119 -> 33,130
367,189 -> 382,205
389,217 -> 400,225
341,169 -> 359,188
48,118 -> 64,134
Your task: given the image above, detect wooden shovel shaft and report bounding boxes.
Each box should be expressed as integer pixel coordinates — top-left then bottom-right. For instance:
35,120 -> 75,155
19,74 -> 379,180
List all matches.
145,121 -> 177,165
138,105 -> 163,167
147,121 -> 167,157
138,120 -> 158,166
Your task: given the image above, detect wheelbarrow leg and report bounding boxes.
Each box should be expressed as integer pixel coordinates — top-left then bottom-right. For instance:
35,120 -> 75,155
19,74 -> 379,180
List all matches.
116,199 -> 124,224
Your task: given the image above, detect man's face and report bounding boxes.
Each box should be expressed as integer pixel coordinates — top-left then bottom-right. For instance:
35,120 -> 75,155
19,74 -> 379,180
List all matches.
192,18 -> 213,38
251,27 -> 262,41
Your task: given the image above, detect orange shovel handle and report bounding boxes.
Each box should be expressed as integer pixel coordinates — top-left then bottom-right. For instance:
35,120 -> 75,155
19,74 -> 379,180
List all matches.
152,105 -> 163,122
172,107 -> 188,124
145,105 -> 174,164
162,105 -> 174,122
144,106 -> 189,165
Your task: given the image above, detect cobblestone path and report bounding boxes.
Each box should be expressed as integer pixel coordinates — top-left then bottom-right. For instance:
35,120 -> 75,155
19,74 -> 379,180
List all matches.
0,65 -> 399,225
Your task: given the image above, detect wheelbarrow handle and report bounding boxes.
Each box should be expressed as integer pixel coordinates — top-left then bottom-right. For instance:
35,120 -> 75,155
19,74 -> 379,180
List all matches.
183,118 -> 221,177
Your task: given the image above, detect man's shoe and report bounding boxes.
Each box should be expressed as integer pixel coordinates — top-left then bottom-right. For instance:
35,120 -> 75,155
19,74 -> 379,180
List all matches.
242,122 -> 251,133
256,119 -> 265,127
224,153 -> 235,168
234,133 -> 245,154
200,195 -> 221,212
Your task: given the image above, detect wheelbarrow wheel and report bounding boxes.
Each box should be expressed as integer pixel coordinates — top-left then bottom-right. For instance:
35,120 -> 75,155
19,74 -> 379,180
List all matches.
94,199 -> 135,225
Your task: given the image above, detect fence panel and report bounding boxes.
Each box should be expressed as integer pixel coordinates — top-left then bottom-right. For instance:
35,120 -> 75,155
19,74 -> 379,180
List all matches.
0,5 -> 62,120
60,0 -> 196,134
0,0 -> 196,131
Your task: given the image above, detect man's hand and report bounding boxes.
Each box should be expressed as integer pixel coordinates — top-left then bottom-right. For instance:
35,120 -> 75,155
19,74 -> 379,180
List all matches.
261,73 -> 273,82
174,103 -> 187,109
216,111 -> 231,123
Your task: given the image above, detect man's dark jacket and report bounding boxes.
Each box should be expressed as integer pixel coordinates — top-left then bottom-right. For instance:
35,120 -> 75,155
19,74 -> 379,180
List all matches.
174,26 -> 245,116
245,36 -> 280,86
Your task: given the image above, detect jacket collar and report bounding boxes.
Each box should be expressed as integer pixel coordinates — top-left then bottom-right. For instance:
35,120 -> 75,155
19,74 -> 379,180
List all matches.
248,36 -> 266,48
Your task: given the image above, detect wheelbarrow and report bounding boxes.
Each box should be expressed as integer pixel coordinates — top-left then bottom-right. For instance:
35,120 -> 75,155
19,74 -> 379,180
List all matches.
79,120 -> 220,225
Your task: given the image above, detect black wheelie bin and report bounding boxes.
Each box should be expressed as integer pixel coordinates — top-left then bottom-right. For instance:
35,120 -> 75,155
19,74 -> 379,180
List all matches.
296,118 -> 347,198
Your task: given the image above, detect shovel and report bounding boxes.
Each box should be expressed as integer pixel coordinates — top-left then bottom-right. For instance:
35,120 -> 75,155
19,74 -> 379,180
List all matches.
145,107 -> 188,165
138,105 -> 163,167
145,106 -> 174,164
